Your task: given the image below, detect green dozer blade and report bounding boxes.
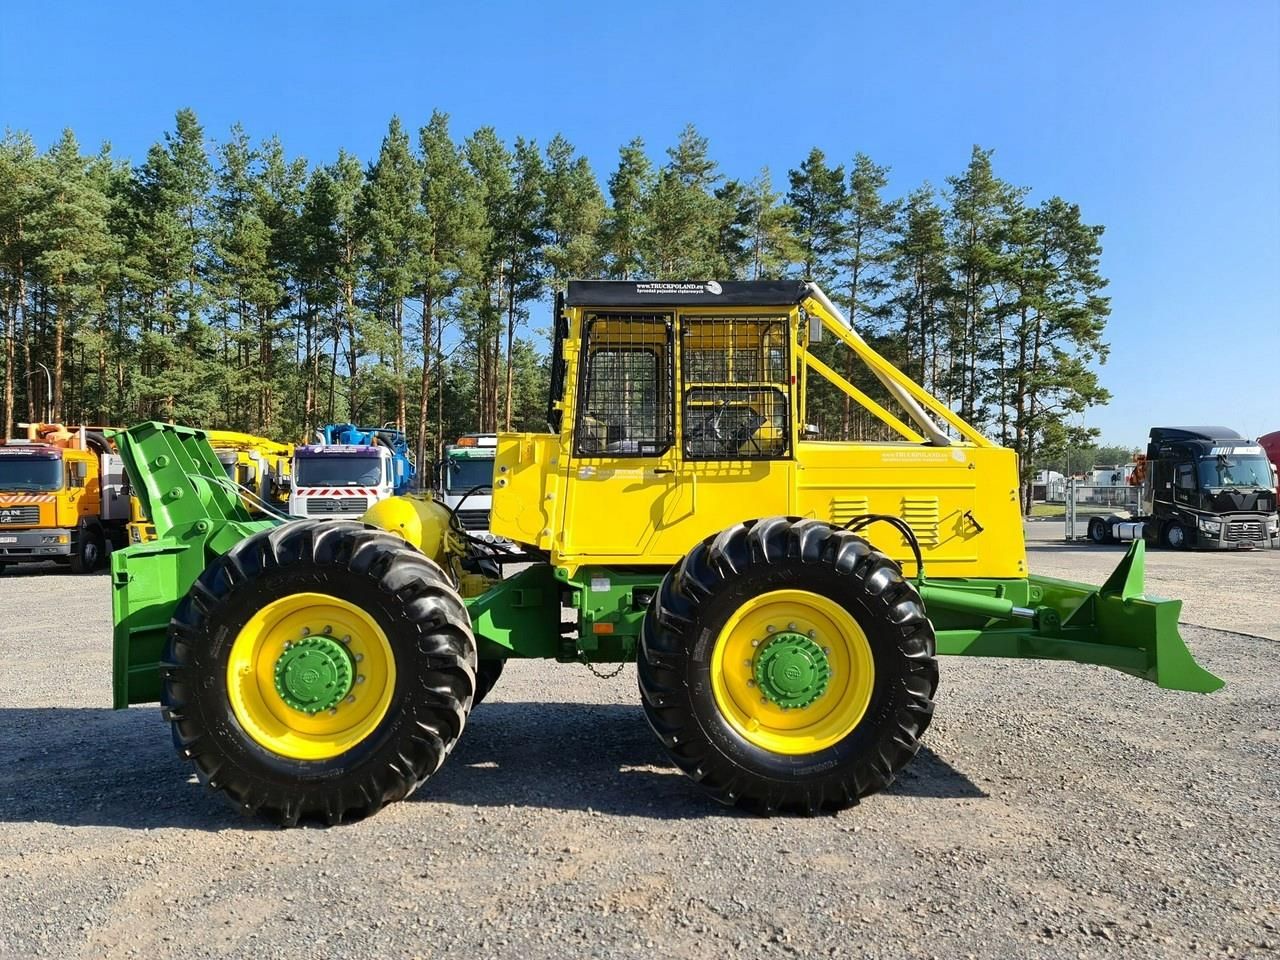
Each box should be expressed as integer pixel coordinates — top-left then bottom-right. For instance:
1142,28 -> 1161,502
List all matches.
925,540 -> 1224,693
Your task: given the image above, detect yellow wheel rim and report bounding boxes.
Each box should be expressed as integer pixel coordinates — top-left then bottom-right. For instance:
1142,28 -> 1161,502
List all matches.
225,592 -> 396,761
710,589 -> 875,756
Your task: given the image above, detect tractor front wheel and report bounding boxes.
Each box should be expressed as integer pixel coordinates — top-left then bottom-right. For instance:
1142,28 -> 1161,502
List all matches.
162,520 -> 476,825
639,517 -> 937,814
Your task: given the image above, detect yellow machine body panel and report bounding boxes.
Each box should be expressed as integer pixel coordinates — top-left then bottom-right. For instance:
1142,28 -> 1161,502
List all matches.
490,288 -> 1027,579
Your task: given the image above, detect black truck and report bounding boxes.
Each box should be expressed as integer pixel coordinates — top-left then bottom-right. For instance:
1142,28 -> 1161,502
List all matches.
1088,426 -> 1278,550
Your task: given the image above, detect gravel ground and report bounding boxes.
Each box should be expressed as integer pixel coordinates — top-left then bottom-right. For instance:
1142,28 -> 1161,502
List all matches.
1,539 -> 1277,960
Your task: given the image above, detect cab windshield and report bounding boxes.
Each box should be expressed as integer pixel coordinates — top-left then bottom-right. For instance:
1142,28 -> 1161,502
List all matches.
1197,454 -> 1273,490
446,457 -> 494,494
295,455 -> 384,487
0,457 -> 62,491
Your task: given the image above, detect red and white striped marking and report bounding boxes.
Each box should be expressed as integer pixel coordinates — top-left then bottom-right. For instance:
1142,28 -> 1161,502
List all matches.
297,488 -> 379,497
0,495 -> 55,503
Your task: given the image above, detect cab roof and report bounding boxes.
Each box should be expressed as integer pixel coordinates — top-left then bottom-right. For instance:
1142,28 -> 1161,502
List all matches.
295,444 -> 382,457
0,443 -> 61,458
1149,426 -> 1243,444
565,279 -> 810,308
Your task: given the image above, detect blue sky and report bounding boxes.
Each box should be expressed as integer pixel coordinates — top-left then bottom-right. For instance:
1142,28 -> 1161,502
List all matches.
2,0 -> 1277,447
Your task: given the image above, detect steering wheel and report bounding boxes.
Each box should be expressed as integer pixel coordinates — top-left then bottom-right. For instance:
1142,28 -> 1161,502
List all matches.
688,397 -> 734,442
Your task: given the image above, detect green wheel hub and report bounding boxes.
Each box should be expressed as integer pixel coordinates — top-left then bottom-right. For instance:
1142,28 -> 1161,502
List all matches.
754,633 -> 831,709
273,635 -> 355,714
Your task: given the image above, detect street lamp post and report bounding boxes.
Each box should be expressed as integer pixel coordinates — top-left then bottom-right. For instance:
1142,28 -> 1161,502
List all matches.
25,362 -> 53,422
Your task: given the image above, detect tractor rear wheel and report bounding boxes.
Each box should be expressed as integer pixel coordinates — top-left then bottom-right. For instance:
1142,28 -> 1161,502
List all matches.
474,659 -> 505,706
638,517 -> 937,814
162,520 -> 476,825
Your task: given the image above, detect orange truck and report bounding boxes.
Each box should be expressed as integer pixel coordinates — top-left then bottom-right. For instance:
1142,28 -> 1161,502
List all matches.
0,423 -> 130,573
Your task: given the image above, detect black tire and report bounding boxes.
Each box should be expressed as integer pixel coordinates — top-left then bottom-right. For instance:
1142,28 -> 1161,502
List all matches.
162,519 -> 476,826
638,516 -> 938,815
1087,517 -> 1110,544
1163,521 -> 1189,549
474,659 -> 506,706
69,526 -> 103,574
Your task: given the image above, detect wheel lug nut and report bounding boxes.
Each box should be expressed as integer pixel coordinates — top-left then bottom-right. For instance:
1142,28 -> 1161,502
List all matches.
355,654 -> 364,662
328,708 -> 337,715
766,625 -> 776,633
342,635 -> 351,644
807,630 -> 816,639
751,639 -> 760,648
787,622 -> 796,631
823,647 -> 830,655
356,675 -> 365,684
345,695 -> 356,704
323,625 -> 332,634
302,627 -> 310,636
747,679 -> 755,687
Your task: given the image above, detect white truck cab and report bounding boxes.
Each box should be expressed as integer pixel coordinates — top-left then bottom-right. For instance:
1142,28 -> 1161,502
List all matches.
288,444 -> 392,520
440,434 -> 498,534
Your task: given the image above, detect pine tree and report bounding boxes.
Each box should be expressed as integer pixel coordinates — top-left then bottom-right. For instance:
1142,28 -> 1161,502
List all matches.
29,129 -> 111,421
210,125 -> 275,429
127,108 -> 212,421
543,134 -> 604,286
1004,197 -> 1112,511
643,125 -> 722,277
787,148 -> 846,283
360,117 -> 419,432
414,111 -> 476,463
0,131 -> 41,433
498,138 -> 548,430
743,168 -> 796,280
463,127 -> 511,432
945,146 -> 1025,426
835,153 -> 898,437
601,138 -> 652,280
888,186 -> 950,395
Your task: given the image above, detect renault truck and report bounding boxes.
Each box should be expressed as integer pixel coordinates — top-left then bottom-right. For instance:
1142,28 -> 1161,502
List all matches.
1088,426 -> 1278,549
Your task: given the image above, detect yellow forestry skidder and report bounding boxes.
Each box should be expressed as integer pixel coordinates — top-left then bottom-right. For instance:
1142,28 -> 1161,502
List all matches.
108,280 -> 1222,825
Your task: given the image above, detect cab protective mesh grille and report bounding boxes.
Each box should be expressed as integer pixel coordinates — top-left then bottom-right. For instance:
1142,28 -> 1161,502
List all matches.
681,316 -> 791,460
575,314 -> 673,457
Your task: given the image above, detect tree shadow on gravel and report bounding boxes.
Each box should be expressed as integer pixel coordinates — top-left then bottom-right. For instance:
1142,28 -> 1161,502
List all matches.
0,703 -> 983,830
421,701 -> 986,817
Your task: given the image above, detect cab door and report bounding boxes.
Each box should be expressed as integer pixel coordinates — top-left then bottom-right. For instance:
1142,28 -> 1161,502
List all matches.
560,312 -> 683,560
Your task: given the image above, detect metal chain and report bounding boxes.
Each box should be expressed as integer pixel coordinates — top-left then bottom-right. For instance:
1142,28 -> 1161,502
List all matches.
584,661 -> 626,680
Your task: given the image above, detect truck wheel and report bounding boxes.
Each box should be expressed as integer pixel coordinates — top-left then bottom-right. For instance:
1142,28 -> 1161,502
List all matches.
1164,522 -> 1188,549
162,520 -> 476,826
1088,517 -> 1111,544
474,660 -> 505,706
69,528 -> 104,574
638,517 -> 938,814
